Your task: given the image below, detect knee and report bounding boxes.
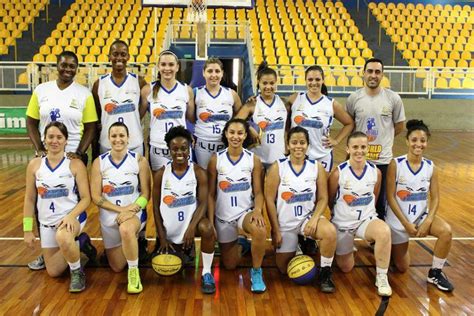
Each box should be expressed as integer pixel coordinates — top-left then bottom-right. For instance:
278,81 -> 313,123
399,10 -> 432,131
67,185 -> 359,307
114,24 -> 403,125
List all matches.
222,259 -> 238,270
55,230 -> 75,249
198,219 -> 213,238
250,225 -> 266,242
119,224 -> 137,241
320,224 -> 337,243
439,224 -> 452,240
46,266 -> 64,278
277,264 -> 287,275
375,225 -> 391,244
109,262 -> 125,273
338,263 -> 353,273
395,262 -> 409,273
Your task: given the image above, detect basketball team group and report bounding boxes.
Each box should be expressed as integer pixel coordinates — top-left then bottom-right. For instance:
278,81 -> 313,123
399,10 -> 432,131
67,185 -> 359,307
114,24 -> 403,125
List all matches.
22,40 -> 454,296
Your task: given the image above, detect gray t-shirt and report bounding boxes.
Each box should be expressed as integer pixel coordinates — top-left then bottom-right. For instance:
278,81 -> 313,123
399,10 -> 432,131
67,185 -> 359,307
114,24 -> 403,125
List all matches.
346,88 -> 405,164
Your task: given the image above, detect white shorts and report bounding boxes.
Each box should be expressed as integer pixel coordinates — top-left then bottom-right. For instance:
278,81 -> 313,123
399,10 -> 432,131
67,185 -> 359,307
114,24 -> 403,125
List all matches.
100,143 -> 144,156
149,145 -> 171,171
215,210 -> 251,243
316,151 -> 333,173
194,138 -> 225,169
390,227 -> 410,245
40,212 -> 87,249
277,217 -> 311,253
333,215 -> 377,255
100,209 -> 147,249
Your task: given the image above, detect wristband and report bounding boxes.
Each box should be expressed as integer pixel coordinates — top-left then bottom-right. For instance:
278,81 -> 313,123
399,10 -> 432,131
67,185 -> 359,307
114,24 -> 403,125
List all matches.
135,196 -> 148,209
23,217 -> 33,232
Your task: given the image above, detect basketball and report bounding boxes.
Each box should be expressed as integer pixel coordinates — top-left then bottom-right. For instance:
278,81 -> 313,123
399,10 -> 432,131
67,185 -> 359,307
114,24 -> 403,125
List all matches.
152,253 -> 182,276
287,255 -> 317,285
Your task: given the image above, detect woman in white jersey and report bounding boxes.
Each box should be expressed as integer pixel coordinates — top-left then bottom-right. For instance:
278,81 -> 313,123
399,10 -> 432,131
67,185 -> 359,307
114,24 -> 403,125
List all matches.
153,126 -> 216,294
208,118 -> 267,293
23,122 -> 91,292
90,122 -> 151,294
265,126 -> 337,293
328,132 -> 392,297
92,40 -> 148,157
194,57 -> 242,169
141,50 -> 195,173
235,62 -> 288,169
288,65 -> 353,172
386,120 -> 454,292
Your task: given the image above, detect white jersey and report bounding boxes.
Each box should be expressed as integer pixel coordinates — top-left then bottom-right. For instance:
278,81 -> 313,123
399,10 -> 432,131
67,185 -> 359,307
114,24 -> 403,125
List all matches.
251,95 -> 287,165
291,93 -> 334,160
194,86 -> 234,142
160,162 -> 198,244
99,151 -> 141,224
331,161 -> 378,229
36,156 -> 80,226
148,81 -> 189,149
97,73 -> 143,150
385,155 -> 434,230
215,148 -> 254,222
276,157 -> 318,232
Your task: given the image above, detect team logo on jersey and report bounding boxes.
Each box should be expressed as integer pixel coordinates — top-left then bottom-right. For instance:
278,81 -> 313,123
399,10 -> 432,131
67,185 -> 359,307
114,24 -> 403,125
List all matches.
102,181 -> 134,197
293,114 -> 324,129
104,99 -> 136,114
366,118 -> 378,141
37,183 -> 69,199
257,117 -> 285,132
218,177 -> 250,192
49,108 -> 61,121
199,109 -> 230,122
342,192 -> 373,206
281,188 -> 313,203
152,105 -> 183,119
396,187 -> 428,202
162,191 -> 196,208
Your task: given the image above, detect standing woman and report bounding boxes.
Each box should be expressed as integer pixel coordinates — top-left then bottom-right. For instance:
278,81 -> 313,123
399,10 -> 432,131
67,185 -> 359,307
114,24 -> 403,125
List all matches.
92,40 -> 148,157
328,132 -> 392,297
235,62 -> 288,168
386,120 -> 454,292
141,50 -> 195,174
194,57 -> 242,169
265,126 -> 337,293
23,122 -> 91,292
90,122 -> 151,294
288,65 -> 353,172
207,118 -> 267,293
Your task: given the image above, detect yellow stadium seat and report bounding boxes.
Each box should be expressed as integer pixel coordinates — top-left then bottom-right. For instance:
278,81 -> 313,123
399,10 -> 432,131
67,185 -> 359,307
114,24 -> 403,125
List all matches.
337,75 -> 350,87
17,72 -> 28,85
462,78 -> 474,89
351,76 -> 363,87
84,54 -> 96,62
449,78 -> 461,89
97,54 -> 108,62
435,77 -> 448,88
381,76 -> 390,88
45,54 -> 56,62
325,75 -> 336,87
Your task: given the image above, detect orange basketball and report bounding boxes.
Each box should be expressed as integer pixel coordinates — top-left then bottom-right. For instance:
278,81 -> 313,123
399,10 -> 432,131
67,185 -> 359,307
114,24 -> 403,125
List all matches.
219,181 -> 231,190
104,103 -> 116,113
397,190 -> 411,200
367,135 -> 376,142
281,191 -> 294,201
153,108 -> 165,117
199,112 -> 211,121
103,185 -> 114,194
163,195 -> 176,205
37,187 -> 47,196
343,195 -> 356,204
257,121 -> 268,130
294,116 -> 305,125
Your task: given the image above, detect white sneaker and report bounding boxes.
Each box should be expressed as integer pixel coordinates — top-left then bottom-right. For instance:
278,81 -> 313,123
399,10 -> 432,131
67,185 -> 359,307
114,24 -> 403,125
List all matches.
375,273 -> 392,297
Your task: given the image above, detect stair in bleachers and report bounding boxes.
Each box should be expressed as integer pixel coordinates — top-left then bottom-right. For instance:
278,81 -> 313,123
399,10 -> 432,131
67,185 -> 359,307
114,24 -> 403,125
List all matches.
345,2 -> 406,66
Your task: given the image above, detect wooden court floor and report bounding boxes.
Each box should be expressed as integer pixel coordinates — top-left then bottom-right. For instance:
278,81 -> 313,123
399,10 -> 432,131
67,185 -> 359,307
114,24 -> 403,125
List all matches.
0,132 -> 473,315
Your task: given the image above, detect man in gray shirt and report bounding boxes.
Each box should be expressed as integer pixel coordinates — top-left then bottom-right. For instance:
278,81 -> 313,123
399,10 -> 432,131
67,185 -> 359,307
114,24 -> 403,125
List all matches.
346,58 -> 405,219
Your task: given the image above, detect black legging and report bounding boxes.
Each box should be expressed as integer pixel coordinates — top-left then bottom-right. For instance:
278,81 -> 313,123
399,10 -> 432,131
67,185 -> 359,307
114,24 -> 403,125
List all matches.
375,164 -> 388,220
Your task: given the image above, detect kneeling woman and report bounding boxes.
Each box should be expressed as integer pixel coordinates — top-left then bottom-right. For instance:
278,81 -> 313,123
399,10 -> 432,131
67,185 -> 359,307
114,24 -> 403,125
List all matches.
265,126 -> 337,293
328,132 -> 392,297
91,122 -> 151,294
23,121 -> 91,292
386,120 -> 454,292
208,118 -> 267,293
153,126 -> 216,294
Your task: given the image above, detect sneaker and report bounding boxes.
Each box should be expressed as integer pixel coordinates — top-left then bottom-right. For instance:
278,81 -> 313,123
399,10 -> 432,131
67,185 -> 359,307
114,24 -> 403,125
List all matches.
250,268 -> 266,293
201,273 -> 216,294
427,268 -> 454,292
319,266 -> 336,293
69,268 -> 86,293
298,235 -> 318,255
375,273 -> 392,297
138,235 -> 149,263
238,236 -> 251,256
28,254 -> 45,270
78,233 -> 97,262
127,267 -> 143,294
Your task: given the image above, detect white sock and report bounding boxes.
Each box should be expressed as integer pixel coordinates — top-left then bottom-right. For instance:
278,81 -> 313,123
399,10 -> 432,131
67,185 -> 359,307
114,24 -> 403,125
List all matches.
68,259 -> 81,271
320,255 -> 334,267
376,267 -> 388,275
127,259 -> 139,269
201,252 -> 214,276
432,256 -> 447,270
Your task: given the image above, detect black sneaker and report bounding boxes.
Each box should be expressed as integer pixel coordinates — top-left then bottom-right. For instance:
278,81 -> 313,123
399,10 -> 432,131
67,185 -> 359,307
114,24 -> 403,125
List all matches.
78,233 -> 97,263
298,235 -> 318,255
427,268 -> 454,292
319,266 -> 336,293
201,273 -> 216,294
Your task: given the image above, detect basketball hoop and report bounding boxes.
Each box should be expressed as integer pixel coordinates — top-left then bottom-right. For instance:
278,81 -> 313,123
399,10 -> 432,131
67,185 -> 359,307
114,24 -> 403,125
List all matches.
187,0 -> 207,23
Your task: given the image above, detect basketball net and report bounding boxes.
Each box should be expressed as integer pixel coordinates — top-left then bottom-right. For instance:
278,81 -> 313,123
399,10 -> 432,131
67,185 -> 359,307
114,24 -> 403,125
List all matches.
186,0 -> 208,60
